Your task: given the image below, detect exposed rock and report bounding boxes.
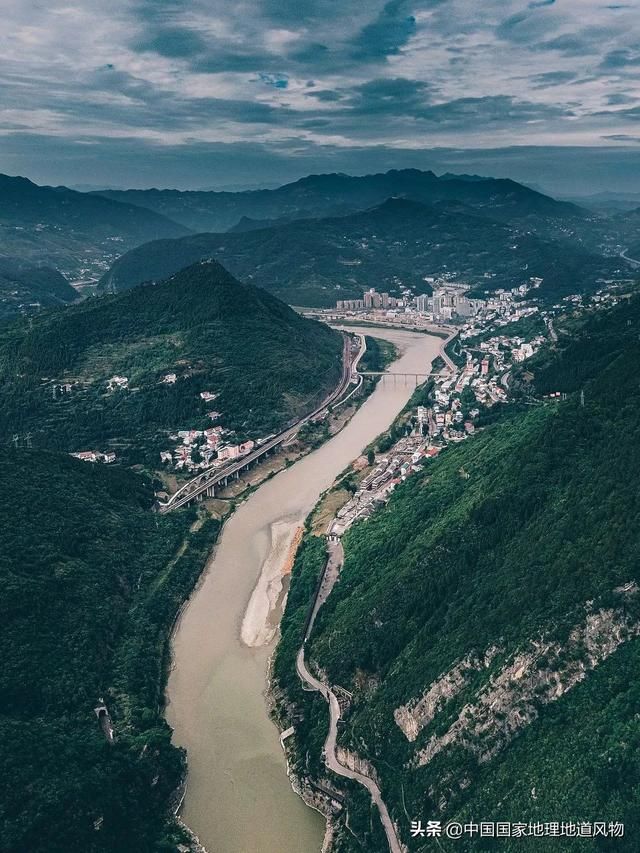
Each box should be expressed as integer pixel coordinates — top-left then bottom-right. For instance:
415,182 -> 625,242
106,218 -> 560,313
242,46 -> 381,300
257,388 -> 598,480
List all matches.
413,605 -> 640,769
394,646 -> 500,741
336,746 -> 380,785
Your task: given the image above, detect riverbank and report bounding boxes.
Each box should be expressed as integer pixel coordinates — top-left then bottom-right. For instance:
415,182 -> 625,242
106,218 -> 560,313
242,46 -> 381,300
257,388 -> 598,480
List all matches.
158,334 -> 394,516
268,341 -> 461,851
165,328 -> 443,853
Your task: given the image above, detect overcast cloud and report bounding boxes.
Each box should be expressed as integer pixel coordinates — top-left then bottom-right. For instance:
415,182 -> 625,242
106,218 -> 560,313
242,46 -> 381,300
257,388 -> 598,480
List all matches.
0,0 -> 638,192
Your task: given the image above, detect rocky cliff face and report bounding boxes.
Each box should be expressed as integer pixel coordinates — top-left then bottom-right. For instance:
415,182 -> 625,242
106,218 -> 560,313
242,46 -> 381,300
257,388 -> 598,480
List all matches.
406,598 -> 640,769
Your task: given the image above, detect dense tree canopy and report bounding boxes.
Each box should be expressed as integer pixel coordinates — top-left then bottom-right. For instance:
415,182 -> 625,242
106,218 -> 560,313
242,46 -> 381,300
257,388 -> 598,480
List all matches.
0,450 -> 220,852
0,260 -> 342,462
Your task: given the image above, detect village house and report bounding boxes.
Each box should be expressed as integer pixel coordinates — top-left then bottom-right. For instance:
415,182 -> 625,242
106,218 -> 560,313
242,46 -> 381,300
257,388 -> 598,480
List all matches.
107,375 -> 128,391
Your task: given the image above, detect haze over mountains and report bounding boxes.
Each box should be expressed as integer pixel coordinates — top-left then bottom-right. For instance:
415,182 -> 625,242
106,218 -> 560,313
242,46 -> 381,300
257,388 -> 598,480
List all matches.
95,168 -> 586,235
1,167 -> 638,319
1,165 -> 639,853
0,173 -> 188,284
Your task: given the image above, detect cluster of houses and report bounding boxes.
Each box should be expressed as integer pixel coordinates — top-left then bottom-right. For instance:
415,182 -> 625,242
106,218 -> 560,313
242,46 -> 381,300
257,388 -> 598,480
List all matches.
328,289 -> 558,539
159,390 -> 256,473
328,278 -> 545,326
329,435 -> 436,538
71,450 -> 116,464
160,427 -> 256,473
68,377 -> 259,475
107,375 -> 128,391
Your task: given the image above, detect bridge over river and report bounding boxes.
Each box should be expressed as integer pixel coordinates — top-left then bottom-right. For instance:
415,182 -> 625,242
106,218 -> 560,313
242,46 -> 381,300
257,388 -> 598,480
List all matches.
158,328 -> 457,513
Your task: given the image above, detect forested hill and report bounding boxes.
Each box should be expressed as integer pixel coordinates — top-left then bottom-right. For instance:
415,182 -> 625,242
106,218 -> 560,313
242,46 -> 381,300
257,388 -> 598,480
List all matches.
0,173 -> 189,283
277,295 -> 640,852
98,198 -> 613,306
0,260 -> 342,462
0,255 -> 78,320
0,449 -> 221,852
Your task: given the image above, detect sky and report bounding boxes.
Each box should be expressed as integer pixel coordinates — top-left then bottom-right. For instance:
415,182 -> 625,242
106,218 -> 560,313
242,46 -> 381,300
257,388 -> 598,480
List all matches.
1,0 -> 639,194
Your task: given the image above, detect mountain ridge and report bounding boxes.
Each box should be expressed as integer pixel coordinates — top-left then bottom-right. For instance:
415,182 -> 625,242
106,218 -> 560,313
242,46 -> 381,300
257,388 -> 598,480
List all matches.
93,168 -> 587,234
275,293 -> 640,852
0,173 -> 190,285
0,255 -> 77,320
98,196 -> 613,306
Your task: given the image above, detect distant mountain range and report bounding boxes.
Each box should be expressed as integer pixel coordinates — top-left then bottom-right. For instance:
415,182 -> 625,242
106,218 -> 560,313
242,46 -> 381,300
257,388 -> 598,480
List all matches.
99,197 -> 618,307
94,168 -> 587,234
0,168 -> 634,318
562,191 -> 640,213
0,259 -> 342,462
0,174 -> 189,283
0,256 -> 77,321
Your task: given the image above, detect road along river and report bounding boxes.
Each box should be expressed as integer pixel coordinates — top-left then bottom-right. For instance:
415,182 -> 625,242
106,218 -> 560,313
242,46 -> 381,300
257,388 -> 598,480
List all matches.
165,327 -> 443,853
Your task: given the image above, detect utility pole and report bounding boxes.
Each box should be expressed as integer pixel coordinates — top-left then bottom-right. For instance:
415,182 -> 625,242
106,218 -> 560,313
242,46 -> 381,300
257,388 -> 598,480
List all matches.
580,389 -> 585,408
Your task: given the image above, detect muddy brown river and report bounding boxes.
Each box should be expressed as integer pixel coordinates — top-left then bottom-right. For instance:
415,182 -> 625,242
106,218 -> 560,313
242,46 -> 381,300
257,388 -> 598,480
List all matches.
165,328 -> 442,853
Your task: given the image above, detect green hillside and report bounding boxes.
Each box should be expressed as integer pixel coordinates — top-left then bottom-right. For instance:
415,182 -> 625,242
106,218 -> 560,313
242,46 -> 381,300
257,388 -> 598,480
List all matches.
99,198 -> 614,306
0,174 -> 189,283
275,295 -> 640,851
0,449 -> 220,852
0,255 -> 78,321
0,260 -> 342,463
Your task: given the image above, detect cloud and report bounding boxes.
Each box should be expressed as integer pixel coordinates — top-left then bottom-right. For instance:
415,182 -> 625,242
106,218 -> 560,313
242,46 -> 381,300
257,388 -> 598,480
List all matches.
350,0 -> 418,59
530,70 -> 578,88
602,134 -> 640,143
346,77 -> 433,114
606,93 -> 636,105
305,88 -> 345,102
134,25 -> 209,58
600,49 -> 640,69
405,94 -> 573,126
256,72 -> 289,89
1,0 -> 639,187
538,28 -> 610,56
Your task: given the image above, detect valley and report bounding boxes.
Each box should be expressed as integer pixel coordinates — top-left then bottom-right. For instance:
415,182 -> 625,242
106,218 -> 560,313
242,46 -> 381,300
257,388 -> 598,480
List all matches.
0,164 -> 639,853
5,3 -> 640,851
166,326 -> 443,853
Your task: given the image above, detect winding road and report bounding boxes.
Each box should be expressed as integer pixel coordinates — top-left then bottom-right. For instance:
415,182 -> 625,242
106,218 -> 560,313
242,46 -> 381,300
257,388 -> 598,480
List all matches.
289,325 -> 458,853
295,543 -> 404,853
620,249 -> 640,269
